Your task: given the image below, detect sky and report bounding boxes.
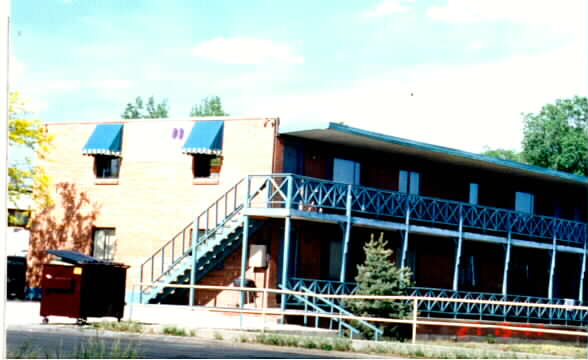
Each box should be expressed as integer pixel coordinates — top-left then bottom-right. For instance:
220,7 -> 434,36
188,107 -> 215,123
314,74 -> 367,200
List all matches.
9,0 -> 587,156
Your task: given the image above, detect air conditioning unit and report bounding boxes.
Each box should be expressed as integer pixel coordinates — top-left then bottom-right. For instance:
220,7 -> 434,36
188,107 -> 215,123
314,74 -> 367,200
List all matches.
249,245 -> 267,268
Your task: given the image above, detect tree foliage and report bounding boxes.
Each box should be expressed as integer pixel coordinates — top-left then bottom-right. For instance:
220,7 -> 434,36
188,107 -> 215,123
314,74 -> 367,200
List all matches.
8,91 -> 53,212
521,96 -> 587,176
348,233 -> 413,340
190,96 -> 229,116
481,147 -> 523,162
121,96 -> 169,119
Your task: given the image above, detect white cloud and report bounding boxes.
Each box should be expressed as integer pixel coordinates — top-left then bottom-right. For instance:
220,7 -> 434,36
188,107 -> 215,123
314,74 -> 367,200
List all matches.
468,40 -> 485,50
364,0 -> 415,17
427,0 -> 585,30
46,79 -> 82,91
237,41 -> 586,153
191,37 -> 304,65
90,79 -> 132,90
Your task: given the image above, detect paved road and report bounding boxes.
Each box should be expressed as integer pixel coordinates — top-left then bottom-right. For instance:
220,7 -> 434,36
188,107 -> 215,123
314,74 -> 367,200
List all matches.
7,327 -> 382,359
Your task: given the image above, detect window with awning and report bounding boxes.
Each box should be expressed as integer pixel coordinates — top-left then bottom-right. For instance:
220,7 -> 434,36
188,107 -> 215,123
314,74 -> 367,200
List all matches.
82,124 -> 124,156
82,124 -> 124,180
183,121 -> 224,180
182,120 -> 224,155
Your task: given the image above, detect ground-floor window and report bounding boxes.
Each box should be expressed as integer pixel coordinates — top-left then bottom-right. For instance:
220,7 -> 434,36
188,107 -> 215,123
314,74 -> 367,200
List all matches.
92,228 -> 116,261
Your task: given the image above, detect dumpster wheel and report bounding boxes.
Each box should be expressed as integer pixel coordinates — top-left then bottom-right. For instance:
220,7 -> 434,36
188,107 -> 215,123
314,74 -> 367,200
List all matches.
42,317 -> 49,325
76,318 -> 87,326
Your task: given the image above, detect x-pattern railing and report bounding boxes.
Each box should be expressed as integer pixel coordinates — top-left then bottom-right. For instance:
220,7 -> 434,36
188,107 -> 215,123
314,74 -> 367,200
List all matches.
287,277 -> 588,325
411,287 -> 588,325
247,174 -> 587,246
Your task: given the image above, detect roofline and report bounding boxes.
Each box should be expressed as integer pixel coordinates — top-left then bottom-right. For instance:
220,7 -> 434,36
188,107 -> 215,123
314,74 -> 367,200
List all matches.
284,122 -> 588,185
45,116 -> 280,126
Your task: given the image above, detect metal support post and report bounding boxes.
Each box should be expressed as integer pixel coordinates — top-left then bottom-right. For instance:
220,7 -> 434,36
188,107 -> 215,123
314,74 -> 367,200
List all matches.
401,208 -> 411,268
340,184 -> 352,283
280,216 -> 292,318
502,231 -> 512,296
412,298 -> 418,344
548,234 -> 557,299
239,176 -> 252,328
452,215 -> 464,291
239,215 -> 250,308
579,243 -> 586,302
189,217 -> 200,306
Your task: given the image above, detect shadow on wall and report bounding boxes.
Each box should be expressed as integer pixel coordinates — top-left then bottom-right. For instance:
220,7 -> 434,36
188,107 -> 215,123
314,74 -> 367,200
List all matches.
26,182 -> 101,298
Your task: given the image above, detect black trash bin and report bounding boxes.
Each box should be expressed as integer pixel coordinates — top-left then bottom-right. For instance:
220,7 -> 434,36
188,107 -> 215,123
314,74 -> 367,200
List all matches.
40,250 -> 129,325
7,256 -> 26,300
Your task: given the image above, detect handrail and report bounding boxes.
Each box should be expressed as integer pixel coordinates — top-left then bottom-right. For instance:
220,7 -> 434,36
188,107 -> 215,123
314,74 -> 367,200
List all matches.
299,285 -> 383,341
286,277 -> 588,325
140,177 -> 247,301
279,285 -> 361,338
247,174 -> 587,245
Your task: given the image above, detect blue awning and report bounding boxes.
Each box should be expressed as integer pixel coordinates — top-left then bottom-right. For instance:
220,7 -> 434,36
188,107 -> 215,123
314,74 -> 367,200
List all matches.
182,120 -> 224,155
82,124 -> 124,156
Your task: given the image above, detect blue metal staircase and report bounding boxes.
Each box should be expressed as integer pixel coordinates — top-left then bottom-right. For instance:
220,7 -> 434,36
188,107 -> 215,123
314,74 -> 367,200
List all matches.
139,178 -> 266,305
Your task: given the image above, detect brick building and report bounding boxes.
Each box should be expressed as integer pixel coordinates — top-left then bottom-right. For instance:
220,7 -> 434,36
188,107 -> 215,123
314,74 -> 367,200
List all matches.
29,118 -> 588,325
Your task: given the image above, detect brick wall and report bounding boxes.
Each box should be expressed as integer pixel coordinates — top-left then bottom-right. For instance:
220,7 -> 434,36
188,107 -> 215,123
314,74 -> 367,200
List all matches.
29,117 -> 278,289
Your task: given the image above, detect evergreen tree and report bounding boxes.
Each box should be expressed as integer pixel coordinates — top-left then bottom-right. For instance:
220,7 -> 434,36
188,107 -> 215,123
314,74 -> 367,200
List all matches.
348,232 -> 413,339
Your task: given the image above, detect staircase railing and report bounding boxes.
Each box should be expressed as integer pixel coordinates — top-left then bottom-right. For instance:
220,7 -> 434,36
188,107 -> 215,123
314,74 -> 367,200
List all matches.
298,285 -> 383,340
139,176 -> 269,303
140,178 -> 245,300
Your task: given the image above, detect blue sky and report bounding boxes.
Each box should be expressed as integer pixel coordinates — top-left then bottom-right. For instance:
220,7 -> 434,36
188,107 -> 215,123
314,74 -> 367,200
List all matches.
9,0 -> 587,156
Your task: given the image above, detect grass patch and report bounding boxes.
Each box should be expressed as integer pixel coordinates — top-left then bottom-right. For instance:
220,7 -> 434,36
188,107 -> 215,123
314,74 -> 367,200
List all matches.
254,333 -> 352,353
213,331 -> 224,340
162,325 -> 188,337
8,336 -> 141,359
91,321 -> 144,333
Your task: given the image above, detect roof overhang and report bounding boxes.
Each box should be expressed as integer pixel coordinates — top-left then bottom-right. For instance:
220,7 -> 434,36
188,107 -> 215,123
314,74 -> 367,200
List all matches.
281,122 -> 588,186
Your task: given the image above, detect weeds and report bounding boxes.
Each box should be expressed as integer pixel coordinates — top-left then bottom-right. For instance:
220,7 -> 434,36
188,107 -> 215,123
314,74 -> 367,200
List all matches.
213,331 -> 224,340
8,336 -> 140,359
162,325 -> 188,336
91,321 -> 144,333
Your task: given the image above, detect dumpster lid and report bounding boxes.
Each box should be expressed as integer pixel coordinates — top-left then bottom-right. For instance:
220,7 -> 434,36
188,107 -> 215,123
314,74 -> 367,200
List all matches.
46,250 -> 126,266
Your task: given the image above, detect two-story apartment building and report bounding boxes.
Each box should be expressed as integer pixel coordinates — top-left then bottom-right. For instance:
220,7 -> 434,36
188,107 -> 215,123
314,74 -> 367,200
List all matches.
29,118 -> 587,326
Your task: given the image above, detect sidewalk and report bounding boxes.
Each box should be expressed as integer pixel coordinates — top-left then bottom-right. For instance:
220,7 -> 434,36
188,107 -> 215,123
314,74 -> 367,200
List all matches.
5,300 -> 337,336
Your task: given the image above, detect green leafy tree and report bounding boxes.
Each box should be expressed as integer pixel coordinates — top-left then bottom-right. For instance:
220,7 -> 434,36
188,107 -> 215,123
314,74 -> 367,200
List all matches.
348,233 -> 413,340
8,91 -> 54,216
190,96 -> 229,116
521,96 -> 588,176
121,96 -> 169,119
481,147 -> 523,162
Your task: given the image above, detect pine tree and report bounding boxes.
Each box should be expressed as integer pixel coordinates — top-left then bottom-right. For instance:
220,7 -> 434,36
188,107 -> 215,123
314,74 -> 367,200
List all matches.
348,232 -> 413,339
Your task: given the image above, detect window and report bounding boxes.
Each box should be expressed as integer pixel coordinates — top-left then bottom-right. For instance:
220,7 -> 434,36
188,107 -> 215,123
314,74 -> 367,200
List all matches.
515,192 -> 534,214
94,156 -> 120,179
192,155 -> 222,178
333,158 -> 360,184
399,170 -> 420,195
469,183 -> 479,205
93,228 -> 116,261
8,209 -> 30,227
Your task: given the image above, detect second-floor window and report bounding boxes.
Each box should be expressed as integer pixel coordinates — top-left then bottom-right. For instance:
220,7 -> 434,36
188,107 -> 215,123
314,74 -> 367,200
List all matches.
399,170 -> 420,195
192,155 -> 222,179
95,156 -> 121,179
469,183 -> 479,205
515,191 -> 534,214
333,158 -> 360,185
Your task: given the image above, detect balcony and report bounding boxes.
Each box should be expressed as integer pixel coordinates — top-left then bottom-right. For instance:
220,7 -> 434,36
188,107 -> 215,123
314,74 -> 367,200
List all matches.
244,174 -> 587,247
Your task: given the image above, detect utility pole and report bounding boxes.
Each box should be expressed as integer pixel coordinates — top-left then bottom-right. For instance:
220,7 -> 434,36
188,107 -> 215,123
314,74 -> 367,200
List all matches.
1,1 -> 11,358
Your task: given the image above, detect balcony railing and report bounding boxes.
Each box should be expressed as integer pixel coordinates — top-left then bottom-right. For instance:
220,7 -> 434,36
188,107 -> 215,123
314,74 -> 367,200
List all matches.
287,277 -> 588,326
247,174 -> 587,246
